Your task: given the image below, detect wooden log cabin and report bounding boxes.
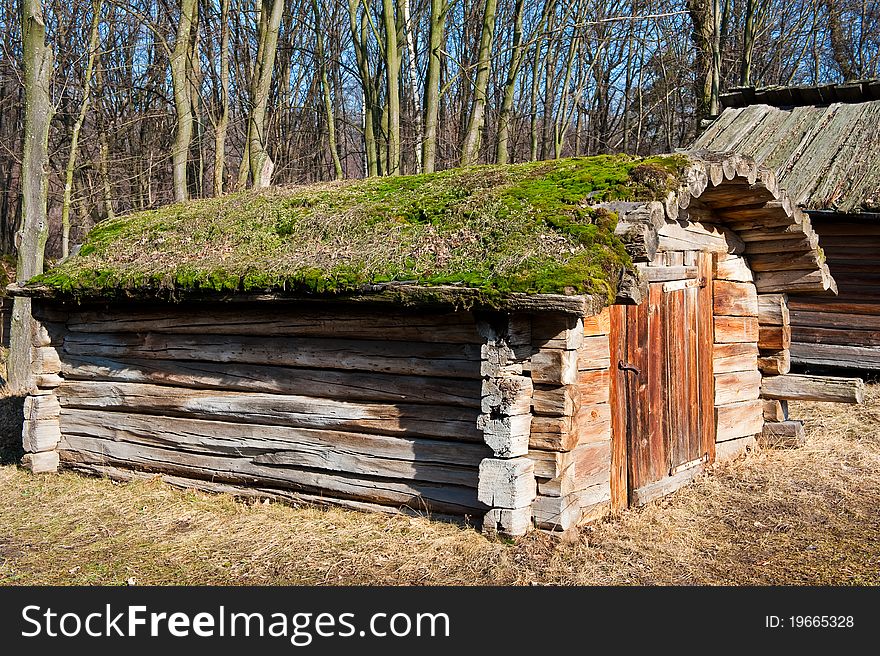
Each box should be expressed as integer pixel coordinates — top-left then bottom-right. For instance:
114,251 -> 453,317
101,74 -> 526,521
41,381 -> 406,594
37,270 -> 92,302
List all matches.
10,152 -> 842,536
694,81 -> 880,371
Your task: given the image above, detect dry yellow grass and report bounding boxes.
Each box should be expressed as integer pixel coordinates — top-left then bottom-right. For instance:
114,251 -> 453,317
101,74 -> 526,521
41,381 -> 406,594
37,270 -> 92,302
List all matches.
1,386 -> 878,586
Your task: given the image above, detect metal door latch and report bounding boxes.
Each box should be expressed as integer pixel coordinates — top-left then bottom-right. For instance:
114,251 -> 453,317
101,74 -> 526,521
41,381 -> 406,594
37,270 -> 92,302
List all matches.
618,360 -> 641,375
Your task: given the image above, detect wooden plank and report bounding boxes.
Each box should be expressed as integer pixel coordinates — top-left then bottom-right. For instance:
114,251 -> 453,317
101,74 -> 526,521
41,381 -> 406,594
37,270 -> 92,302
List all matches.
61,333 -> 482,379
627,296 -> 651,490
576,368 -> 610,406
58,434 -> 484,515
714,370 -> 762,405
713,280 -> 758,316
787,299 -> 880,316
698,252 -> 716,463
757,350 -> 790,375
574,403 -> 612,443
572,440 -> 612,490
715,399 -> 764,442
761,374 -> 865,403
60,355 -> 482,408
758,421 -> 806,449
638,265 -> 698,282
714,316 -> 759,343
757,294 -> 789,325
758,324 -> 791,351
59,408 -> 487,487
630,463 -> 704,506
748,252 -> 822,272
57,380 -> 482,441
65,307 -> 484,343
608,305 -> 628,511
712,342 -> 759,373
685,285 -> 702,464
713,254 -> 753,282
647,283 -> 666,484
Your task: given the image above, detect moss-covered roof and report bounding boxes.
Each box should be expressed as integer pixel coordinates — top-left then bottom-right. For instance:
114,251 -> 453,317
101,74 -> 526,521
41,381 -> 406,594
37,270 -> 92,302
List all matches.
29,154 -> 688,308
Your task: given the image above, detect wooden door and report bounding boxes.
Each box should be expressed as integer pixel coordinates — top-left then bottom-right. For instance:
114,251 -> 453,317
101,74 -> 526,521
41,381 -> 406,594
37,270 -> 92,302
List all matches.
611,252 -> 715,507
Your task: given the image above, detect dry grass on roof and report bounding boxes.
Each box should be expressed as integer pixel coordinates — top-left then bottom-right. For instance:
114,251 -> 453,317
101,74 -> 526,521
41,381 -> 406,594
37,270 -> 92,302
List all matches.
1,385 -> 878,586
31,155 -> 686,305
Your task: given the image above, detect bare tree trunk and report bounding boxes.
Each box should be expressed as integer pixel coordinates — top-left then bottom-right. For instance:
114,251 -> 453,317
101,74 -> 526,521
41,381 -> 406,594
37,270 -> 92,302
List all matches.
687,0 -> 720,123
213,0 -> 230,196
10,0 -> 53,392
171,0 -> 198,202
248,0 -> 284,188
312,0 -> 343,180
496,0 -> 524,165
401,0 -> 421,173
382,0 -> 401,175
61,0 -> 101,258
461,0 -> 498,166
421,0 -> 447,173
824,0 -> 856,80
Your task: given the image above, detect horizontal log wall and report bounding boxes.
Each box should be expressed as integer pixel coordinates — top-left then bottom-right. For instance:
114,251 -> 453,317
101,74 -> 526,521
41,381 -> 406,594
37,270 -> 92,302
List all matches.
37,303 -> 494,517
788,221 -> 880,370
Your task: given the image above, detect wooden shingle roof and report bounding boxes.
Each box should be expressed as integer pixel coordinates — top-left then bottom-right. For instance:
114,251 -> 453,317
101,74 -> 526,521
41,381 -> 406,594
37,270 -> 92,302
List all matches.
693,82 -> 880,215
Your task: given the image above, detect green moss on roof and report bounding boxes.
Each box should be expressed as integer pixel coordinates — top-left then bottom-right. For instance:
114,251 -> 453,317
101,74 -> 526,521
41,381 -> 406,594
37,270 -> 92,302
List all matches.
32,154 -> 687,306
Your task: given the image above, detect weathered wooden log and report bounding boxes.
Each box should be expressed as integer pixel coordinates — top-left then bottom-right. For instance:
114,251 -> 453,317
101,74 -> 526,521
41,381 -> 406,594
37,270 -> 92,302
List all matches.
757,293 -> 789,326
748,252 -> 822,272
481,375 -> 533,416
57,380 -> 482,441
757,349 -> 790,375
477,457 -> 536,509
59,435 -> 484,514
22,418 -> 62,453
615,219 -> 658,262
762,399 -> 789,422
478,414 -> 532,459
759,421 -> 806,449
482,507 -> 533,536
754,267 -> 837,294
60,408 -> 488,487
529,349 -> 578,385
60,355 -> 482,408
532,493 -> 582,531
578,334 -> 612,370
576,368 -> 610,405
713,254 -> 753,282
714,316 -> 759,343
530,315 -> 583,350
714,399 -> 764,442
714,370 -> 762,405
712,342 -> 758,374
61,332 -> 483,379
658,221 -> 745,253
528,449 -> 575,480
531,384 -> 578,417
21,451 -> 59,474
614,268 -> 647,305
790,342 -> 880,370
761,374 -> 865,404
713,280 -> 758,316
758,324 -> 791,351
64,307 -> 484,343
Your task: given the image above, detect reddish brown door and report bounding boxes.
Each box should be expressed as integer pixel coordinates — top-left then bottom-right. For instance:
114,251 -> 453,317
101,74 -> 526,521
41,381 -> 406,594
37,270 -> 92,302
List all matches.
611,252 -> 715,506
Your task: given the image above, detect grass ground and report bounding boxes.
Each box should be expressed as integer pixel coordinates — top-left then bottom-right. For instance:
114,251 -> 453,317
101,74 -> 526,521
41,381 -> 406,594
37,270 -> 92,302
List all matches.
0,386 -> 878,586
